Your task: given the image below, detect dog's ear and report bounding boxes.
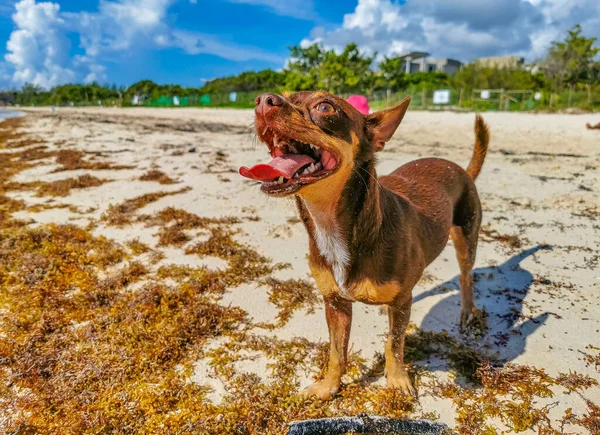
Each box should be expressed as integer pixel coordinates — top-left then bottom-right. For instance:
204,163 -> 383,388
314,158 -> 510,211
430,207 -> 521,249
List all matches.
365,97 -> 410,152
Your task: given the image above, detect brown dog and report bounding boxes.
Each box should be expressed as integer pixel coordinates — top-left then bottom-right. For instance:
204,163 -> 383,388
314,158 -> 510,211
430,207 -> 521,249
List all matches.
240,91 -> 490,399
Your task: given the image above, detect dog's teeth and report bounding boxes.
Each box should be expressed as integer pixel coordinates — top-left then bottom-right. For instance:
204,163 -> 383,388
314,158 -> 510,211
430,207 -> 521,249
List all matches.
301,168 -> 309,175
278,176 -> 284,184
314,162 -> 322,170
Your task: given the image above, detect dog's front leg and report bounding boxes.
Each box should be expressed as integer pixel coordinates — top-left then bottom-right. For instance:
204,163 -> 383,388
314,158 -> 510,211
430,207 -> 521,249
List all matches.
385,294 -> 416,396
303,296 -> 352,400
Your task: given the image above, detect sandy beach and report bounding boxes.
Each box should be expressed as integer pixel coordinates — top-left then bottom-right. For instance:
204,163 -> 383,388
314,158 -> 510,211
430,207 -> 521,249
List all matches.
1,106 -> 599,433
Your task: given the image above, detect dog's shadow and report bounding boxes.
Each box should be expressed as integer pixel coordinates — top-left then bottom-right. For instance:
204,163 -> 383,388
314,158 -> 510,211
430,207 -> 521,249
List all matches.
415,245 -> 552,362
354,246 -> 552,387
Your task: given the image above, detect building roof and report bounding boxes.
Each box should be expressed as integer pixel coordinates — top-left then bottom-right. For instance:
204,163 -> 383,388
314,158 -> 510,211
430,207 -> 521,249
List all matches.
398,51 -> 430,60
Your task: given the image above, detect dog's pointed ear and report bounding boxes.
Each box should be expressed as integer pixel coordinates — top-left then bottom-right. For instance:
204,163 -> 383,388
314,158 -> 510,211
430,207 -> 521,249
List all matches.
365,96 -> 410,152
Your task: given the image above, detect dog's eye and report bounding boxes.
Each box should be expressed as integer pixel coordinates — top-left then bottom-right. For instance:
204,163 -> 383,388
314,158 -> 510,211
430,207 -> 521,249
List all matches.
316,102 -> 335,113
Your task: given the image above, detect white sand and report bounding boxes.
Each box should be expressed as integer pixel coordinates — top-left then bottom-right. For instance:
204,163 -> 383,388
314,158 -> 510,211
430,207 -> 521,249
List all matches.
11,106 -> 600,432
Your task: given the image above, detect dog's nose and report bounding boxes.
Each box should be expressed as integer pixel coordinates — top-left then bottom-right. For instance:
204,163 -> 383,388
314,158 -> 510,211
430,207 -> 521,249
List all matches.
255,93 -> 283,114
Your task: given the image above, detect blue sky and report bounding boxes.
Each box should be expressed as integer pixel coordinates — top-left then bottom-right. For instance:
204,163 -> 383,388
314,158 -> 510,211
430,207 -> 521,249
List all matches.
0,0 -> 598,89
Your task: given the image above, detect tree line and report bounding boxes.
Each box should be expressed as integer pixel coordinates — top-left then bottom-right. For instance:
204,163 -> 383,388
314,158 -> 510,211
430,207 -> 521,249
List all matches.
2,25 -> 598,107
1,80 -> 201,107
203,25 -> 599,95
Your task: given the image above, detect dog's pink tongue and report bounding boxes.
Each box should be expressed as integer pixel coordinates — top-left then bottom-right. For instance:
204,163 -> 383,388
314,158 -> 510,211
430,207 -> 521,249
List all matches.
239,154 -> 315,182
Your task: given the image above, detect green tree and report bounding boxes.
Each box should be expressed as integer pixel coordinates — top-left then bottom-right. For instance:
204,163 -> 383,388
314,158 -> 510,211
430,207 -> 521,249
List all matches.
14,83 -> 49,106
451,64 -> 544,91
125,80 -> 161,100
44,83 -> 119,106
285,43 -> 325,90
287,43 -> 375,93
378,56 -> 407,91
283,70 -> 318,91
377,56 -> 453,91
404,71 -> 450,88
319,43 -> 373,93
201,69 -> 287,94
287,44 -> 326,74
542,24 -> 599,90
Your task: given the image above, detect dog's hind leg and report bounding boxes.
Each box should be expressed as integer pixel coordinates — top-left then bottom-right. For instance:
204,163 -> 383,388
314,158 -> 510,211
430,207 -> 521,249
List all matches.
385,293 -> 416,396
450,224 -> 478,328
451,187 -> 482,329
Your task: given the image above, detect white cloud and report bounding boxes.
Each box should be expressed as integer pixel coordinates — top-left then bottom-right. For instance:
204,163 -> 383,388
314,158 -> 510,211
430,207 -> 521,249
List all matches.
102,0 -> 173,27
221,0 -> 315,20
159,30 -> 282,62
73,55 -> 108,84
81,1 -> 284,62
343,0 -> 407,35
4,0 -> 75,88
3,0 -> 284,89
300,0 -> 600,63
66,0 -> 176,60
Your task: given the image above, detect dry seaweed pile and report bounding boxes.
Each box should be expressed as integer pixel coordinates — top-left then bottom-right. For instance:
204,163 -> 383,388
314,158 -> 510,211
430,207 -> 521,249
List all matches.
7,173 -> 110,197
53,148 -> 135,172
100,188 -> 192,227
139,169 -> 179,185
1,117 -> 598,434
480,225 -> 524,249
429,364 -> 599,434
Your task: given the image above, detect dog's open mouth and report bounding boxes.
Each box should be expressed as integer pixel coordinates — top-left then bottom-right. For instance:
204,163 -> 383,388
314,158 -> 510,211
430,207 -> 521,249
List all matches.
239,135 -> 339,194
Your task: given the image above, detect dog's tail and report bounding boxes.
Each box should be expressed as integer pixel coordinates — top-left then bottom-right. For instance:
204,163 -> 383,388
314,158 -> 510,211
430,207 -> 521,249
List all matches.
466,114 -> 490,180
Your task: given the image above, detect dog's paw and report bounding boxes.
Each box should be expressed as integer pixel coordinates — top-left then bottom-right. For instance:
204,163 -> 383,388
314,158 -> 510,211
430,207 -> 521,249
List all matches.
300,379 -> 340,400
460,306 -> 488,335
386,370 -> 417,397
460,307 -> 475,330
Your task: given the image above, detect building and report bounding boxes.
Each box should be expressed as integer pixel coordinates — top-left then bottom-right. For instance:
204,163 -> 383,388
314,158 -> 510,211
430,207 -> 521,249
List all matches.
476,56 -> 525,69
398,52 -> 463,76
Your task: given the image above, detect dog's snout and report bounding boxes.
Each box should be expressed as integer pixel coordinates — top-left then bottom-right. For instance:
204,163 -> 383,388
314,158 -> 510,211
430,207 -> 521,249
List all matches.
255,93 -> 283,115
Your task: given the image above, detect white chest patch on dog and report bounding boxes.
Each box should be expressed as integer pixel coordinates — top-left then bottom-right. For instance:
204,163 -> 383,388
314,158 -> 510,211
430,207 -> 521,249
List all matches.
305,202 -> 352,299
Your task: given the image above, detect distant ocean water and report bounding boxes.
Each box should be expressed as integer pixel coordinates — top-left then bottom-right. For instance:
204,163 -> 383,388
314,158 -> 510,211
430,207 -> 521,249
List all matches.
0,110 -> 22,121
